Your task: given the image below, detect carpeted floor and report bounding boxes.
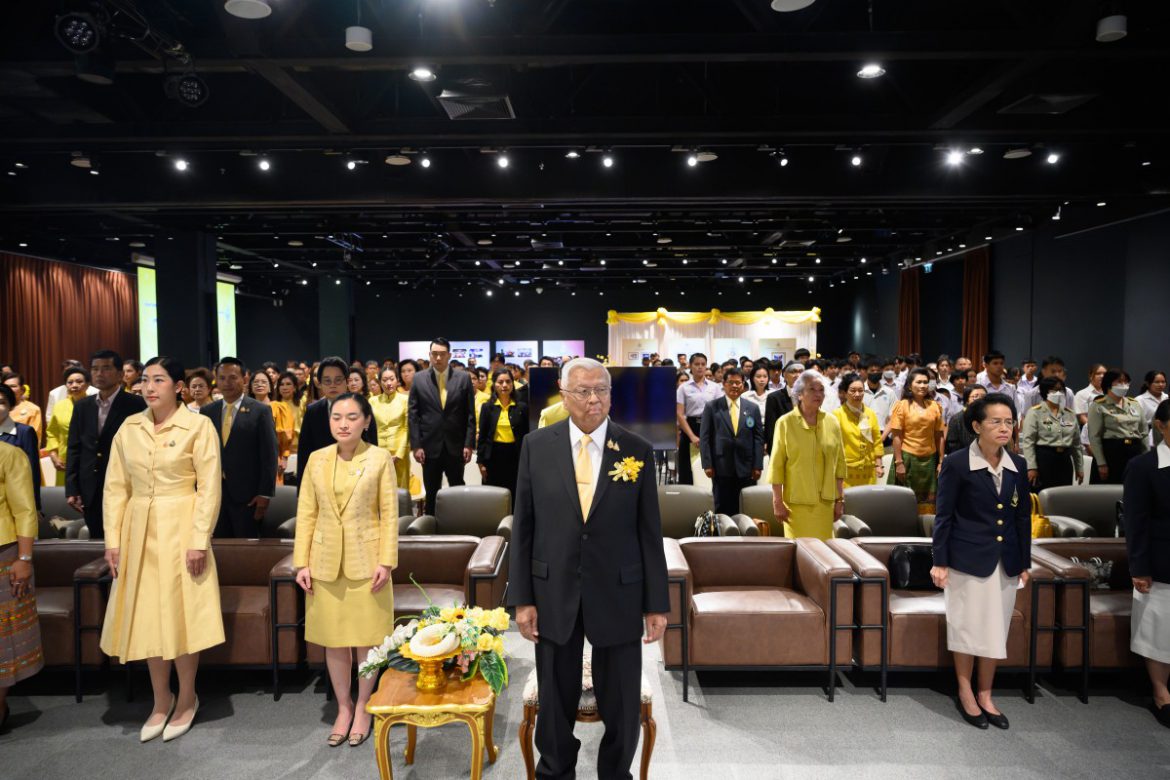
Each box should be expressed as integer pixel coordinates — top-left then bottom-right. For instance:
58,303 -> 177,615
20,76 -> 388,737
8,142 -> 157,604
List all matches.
3,631 -> 1170,780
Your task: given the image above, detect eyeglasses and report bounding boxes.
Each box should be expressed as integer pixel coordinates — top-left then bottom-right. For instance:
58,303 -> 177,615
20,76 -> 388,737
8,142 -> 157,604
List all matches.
983,418 -> 1015,428
564,387 -> 611,401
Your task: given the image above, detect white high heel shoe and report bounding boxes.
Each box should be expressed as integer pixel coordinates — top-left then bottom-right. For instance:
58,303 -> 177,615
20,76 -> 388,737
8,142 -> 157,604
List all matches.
162,697 -> 199,742
140,696 -> 176,743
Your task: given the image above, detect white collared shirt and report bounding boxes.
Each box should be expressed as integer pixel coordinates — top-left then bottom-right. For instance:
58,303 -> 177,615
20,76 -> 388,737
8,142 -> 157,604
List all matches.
96,386 -> 121,433
968,441 -> 1018,493
568,417 -> 609,489
0,416 -> 16,436
1157,442 -> 1170,469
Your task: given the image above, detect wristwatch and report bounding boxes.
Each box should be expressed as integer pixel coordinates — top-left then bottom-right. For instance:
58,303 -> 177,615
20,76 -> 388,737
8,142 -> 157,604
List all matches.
18,554 -> 33,562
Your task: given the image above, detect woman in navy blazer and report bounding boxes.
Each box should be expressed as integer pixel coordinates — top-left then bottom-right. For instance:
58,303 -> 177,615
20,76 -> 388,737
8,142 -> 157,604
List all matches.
931,393 -> 1031,730
1123,398 -> 1170,728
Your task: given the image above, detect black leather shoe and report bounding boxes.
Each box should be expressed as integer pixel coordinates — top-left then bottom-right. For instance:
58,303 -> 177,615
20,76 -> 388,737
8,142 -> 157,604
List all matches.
980,706 -> 1009,730
1153,702 -> 1170,728
956,697 -> 988,729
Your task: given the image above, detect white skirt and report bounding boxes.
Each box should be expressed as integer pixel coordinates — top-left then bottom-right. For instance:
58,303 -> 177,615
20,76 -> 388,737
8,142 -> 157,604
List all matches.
1131,582 -> 1170,663
944,562 -> 1018,659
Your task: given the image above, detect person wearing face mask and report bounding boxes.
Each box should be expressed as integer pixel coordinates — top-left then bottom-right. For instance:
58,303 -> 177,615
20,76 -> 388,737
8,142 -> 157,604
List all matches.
1020,376 -> 1083,490
834,373 -> 885,487
1089,368 -> 1149,485
863,362 -> 897,431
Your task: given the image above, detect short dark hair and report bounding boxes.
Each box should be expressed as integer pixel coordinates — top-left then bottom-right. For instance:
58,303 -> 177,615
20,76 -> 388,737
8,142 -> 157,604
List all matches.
261,361 -> 280,373
123,359 -> 144,373
1155,399 -> 1170,425
0,383 -> 15,408
317,356 -> 348,381
330,391 -> 374,421
144,356 -> 186,405
688,352 -> 707,363
185,367 -> 213,388
794,348 -> 811,359
1022,357 -> 1037,365
962,383 -> 986,404
722,366 -> 744,382
474,366 -> 489,378
429,338 -> 451,352
1102,368 -> 1130,395
346,367 -> 369,395
1037,376 -> 1065,397
900,368 -> 932,400
983,350 -> 1005,364
215,356 -> 248,375
1041,355 -> 1065,369
91,349 -> 123,368
63,366 -> 91,384
967,392 -> 1016,430
1,370 -> 23,385
839,371 -> 863,391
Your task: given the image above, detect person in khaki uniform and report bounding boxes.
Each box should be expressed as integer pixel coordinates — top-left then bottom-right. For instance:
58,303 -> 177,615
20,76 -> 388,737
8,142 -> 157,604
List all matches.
1021,376 -> 1083,490
294,392 -> 398,748
100,357 -> 224,744
1088,368 -> 1149,484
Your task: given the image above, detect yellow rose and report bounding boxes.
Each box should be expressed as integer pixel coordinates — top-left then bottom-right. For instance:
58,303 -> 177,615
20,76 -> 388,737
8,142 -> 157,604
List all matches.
492,635 -> 506,656
489,610 -> 510,632
477,633 -> 495,652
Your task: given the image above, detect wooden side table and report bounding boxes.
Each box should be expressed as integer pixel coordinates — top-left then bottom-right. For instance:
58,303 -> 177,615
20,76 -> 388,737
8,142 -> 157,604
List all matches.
366,668 -> 499,780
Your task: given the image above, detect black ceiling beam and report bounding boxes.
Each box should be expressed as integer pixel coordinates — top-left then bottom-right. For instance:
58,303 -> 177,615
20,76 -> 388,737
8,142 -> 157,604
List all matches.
243,61 -> 352,133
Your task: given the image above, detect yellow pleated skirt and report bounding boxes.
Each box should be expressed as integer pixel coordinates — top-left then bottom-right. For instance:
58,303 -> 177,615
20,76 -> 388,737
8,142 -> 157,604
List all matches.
783,500 -> 835,541
306,571 -> 394,648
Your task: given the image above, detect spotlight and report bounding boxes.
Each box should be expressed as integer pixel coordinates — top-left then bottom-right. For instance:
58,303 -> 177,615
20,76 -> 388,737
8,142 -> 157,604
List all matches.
165,73 -> 210,108
346,159 -> 357,171
686,154 -> 698,167
420,155 -> 431,168
602,154 -> 614,168
1003,148 -> 1032,160
850,155 -> 862,167
984,235 -> 993,240
89,168 -> 100,176
808,276 -> 814,283
55,12 -> 102,54
738,276 -> 744,283
174,158 -> 189,172
409,66 -> 437,82
1096,201 -> 1107,207
224,0 -> 272,19
1015,226 -> 1024,232
345,26 -> 373,52
258,158 -> 271,171
968,147 -> 984,155
945,150 -> 964,166
1046,152 -> 1060,165
565,150 -> 581,159
815,258 -> 821,264
857,63 -> 885,79
859,257 -> 866,263
496,154 -> 509,169
778,155 -> 789,167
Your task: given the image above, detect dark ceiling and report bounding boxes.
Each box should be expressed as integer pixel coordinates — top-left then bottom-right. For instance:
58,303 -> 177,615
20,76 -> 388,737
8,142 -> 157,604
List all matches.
1,0 -> 1169,299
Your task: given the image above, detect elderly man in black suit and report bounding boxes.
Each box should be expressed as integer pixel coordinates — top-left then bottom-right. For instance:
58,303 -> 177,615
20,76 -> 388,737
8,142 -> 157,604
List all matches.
700,366 -> 764,516
65,349 -> 146,539
509,357 -> 670,780
296,356 -> 379,489
408,338 -> 477,515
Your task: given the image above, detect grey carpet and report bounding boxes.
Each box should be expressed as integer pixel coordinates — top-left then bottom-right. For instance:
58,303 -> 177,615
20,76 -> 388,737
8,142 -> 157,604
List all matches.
3,632 -> 1170,780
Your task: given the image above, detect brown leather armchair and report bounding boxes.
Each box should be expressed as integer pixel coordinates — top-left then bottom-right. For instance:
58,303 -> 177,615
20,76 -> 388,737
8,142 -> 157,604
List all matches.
406,485 -> 513,540
1038,485 -> 1124,537
658,484 -> 753,538
658,537 -> 854,701
838,484 -> 935,538
827,537 -> 1055,702
1031,538 -> 1136,699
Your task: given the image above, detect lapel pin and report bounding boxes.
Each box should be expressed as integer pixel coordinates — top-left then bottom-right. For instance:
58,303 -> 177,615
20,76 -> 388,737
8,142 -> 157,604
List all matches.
606,439 -> 620,452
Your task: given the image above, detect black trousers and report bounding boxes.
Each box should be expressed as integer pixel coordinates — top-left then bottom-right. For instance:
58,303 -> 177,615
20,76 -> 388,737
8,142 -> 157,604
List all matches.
82,492 -> 104,539
422,449 -> 466,515
712,473 -> 754,516
1032,446 -> 1075,493
534,610 -> 642,780
676,417 -> 701,485
483,441 -> 520,501
215,494 -> 260,538
1101,438 -> 1146,485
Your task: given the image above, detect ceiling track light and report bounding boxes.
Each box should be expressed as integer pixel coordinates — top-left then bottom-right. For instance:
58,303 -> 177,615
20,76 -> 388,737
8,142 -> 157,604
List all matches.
686,153 -> 698,167
1096,14 -> 1127,43
164,72 -> 210,108
857,62 -> 885,79
601,152 -> 615,169
496,153 -> 510,169
173,158 -> 189,172
850,154 -> 862,167
945,150 -> 964,166
257,157 -> 271,171
564,149 -> 581,159
409,66 -> 436,82
1046,152 -> 1060,165
224,0 -> 272,19
419,154 -> 431,168
55,11 -> 103,54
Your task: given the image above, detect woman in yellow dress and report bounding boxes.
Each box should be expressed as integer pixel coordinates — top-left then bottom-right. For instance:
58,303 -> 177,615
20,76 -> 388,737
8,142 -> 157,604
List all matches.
275,371 -> 305,452
370,367 -> 410,490
294,392 -> 398,748
769,370 -> 847,539
832,372 -> 886,488
101,357 -> 224,743
44,366 -> 90,486
249,371 -> 294,483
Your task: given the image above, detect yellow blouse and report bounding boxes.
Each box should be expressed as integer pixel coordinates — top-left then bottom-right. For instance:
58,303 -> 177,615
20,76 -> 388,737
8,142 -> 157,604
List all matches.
45,397 -> 77,459
276,399 -> 303,452
268,399 -> 294,459
473,389 -> 491,434
768,409 -> 847,505
11,400 -> 43,442
538,401 -> 570,428
494,399 -> 516,443
370,392 -> 410,459
0,441 -> 37,546
833,404 -> 885,469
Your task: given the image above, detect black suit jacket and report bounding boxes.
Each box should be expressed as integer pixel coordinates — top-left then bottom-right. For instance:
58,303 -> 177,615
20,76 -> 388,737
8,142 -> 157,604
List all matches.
65,389 -> 146,504
201,397 -> 278,504
507,419 -> 670,647
699,396 -> 764,480
763,387 -> 794,454
295,398 -> 379,487
1124,449 -> 1170,584
476,399 -> 530,462
933,448 -> 1032,577
408,368 -> 476,458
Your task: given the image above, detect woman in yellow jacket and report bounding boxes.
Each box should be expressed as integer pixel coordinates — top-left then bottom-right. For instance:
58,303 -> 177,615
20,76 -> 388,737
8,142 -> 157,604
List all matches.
833,372 -> 886,487
0,440 -> 41,729
370,367 -> 410,491
294,392 -> 398,748
275,370 -> 305,452
44,366 -> 91,486
769,370 -> 847,539
249,371 -> 295,483
101,357 -> 224,743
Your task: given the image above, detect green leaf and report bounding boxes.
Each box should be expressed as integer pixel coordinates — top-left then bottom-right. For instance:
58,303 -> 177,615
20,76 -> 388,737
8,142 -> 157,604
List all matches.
461,657 -> 480,682
479,652 -> 508,695
384,653 -> 419,673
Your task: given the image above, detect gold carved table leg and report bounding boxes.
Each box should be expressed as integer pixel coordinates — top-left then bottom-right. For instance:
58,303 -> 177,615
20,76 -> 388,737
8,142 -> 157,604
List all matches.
405,724 -> 417,764
373,714 -> 396,780
484,699 -> 499,763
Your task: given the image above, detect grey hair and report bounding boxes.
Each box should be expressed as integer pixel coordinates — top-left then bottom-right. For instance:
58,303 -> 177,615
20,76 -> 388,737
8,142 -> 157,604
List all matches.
792,369 -> 825,399
561,357 -> 610,388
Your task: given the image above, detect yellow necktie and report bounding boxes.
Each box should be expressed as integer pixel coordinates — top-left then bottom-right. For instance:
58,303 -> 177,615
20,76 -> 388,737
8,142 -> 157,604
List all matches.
576,434 -> 593,521
438,370 -> 447,409
222,403 -> 234,445
730,399 -> 739,435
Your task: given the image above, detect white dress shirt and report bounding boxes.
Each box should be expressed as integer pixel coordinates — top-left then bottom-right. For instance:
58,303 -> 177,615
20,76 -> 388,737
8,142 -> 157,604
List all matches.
569,417 -> 609,489
1074,385 -> 1103,416
45,383 -> 97,417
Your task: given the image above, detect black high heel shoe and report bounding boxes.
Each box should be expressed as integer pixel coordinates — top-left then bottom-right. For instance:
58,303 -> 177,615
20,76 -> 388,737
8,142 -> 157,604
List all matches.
980,705 -> 1009,730
956,697 -> 988,729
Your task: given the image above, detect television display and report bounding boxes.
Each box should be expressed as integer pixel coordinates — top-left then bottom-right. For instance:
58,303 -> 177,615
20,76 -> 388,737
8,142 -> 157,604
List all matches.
496,340 -> 538,361
451,341 -> 490,364
542,339 -> 586,360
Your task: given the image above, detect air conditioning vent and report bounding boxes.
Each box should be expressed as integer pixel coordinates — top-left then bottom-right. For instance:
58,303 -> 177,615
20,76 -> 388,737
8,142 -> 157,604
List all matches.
437,82 -> 516,120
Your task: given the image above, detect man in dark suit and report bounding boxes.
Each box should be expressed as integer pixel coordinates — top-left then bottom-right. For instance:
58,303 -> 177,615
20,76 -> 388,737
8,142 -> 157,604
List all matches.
509,357 -> 670,780
65,349 -> 146,539
201,357 -> 278,538
295,355 -> 379,489
408,338 -> 477,515
764,360 -> 804,455
700,367 -> 765,516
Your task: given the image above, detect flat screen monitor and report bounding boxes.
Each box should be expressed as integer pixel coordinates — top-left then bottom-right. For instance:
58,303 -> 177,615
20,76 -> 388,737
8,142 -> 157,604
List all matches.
451,341 -> 490,364
496,340 -> 538,362
398,341 -> 432,361
541,340 -> 586,360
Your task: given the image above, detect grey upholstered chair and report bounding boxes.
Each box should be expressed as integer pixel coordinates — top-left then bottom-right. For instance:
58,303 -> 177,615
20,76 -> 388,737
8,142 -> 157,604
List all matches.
837,484 -> 933,538
1038,485 -> 1124,537
657,484 -> 752,538
406,485 -> 514,540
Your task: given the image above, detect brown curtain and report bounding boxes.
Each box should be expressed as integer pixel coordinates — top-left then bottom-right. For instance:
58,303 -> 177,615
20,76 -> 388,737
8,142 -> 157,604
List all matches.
0,253 -> 138,413
961,247 -> 990,363
898,266 -> 921,355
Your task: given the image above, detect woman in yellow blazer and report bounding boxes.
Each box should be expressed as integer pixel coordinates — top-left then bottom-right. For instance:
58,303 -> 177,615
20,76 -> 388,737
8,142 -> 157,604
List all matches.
44,366 -> 91,486
276,371 -> 305,452
833,372 -> 886,487
0,439 -> 41,729
249,371 -> 294,482
370,367 -> 410,490
769,370 -> 847,540
101,357 -> 224,743
294,392 -> 397,748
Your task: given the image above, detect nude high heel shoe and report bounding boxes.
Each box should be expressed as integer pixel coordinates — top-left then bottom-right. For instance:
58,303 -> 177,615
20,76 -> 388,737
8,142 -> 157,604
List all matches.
162,697 -> 199,742
140,696 -> 176,743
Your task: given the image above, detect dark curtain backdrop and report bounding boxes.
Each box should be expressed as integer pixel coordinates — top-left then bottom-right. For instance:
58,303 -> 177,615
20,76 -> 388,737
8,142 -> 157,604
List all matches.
961,247 -> 990,362
898,266 -> 921,355
0,253 -> 138,410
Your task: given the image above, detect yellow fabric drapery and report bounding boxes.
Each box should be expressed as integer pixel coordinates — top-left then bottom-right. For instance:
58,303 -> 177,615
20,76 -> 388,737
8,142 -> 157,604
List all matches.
606,307 -> 821,326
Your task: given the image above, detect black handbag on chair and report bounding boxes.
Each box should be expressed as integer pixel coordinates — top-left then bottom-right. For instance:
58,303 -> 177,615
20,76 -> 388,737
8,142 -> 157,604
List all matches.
889,543 -> 941,591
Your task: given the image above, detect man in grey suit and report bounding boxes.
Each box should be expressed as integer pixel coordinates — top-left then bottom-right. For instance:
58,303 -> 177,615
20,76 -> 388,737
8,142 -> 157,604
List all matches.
509,357 -> 670,780
202,357 -> 278,538
408,338 -> 477,515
